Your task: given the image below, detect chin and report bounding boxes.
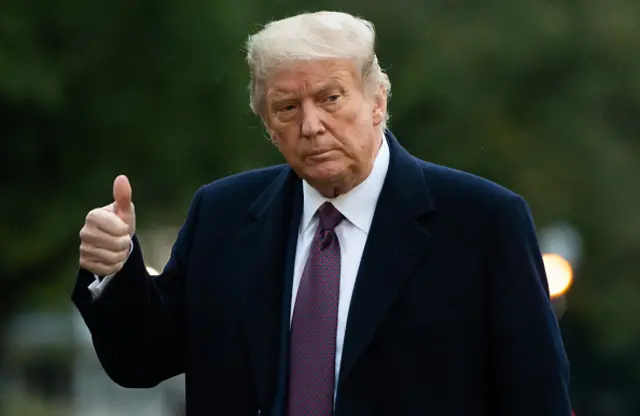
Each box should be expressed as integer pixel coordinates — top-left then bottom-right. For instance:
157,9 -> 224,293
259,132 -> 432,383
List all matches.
304,161 -> 349,184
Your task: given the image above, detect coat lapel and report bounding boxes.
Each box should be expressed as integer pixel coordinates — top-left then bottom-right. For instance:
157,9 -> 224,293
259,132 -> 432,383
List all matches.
338,131 -> 435,389
234,167 -> 301,409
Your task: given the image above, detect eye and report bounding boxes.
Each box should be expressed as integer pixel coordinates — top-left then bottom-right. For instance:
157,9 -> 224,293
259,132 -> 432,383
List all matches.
274,103 -> 298,122
324,94 -> 340,103
280,104 -> 298,112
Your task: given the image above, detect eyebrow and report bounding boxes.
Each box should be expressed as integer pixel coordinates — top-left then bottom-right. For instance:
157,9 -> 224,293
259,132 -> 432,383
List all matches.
269,76 -> 346,98
313,77 -> 344,93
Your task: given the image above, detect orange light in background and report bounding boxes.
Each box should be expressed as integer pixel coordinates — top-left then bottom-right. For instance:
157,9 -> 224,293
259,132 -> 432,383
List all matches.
543,253 -> 574,298
146,266 -> 160,275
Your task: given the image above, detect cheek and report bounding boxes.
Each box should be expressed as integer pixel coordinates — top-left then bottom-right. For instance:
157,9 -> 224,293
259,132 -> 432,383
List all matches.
272,133 -> 303,165
270,119 -> 294,135
270,120 -> 299,145
329,107 -> 365,142
344,102 -> 374,131
341,106 -> 363,126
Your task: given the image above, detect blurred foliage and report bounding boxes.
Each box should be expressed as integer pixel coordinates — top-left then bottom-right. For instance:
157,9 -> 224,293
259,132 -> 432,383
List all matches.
1,393 -> 68,416
1,0 -> 639,414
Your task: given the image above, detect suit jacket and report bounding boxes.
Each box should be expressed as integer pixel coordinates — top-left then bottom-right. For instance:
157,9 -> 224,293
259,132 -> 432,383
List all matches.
72,131 -> 572,415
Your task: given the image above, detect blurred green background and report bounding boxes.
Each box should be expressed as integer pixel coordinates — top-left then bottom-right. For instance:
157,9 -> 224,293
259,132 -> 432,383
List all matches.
1,1 -> 639,415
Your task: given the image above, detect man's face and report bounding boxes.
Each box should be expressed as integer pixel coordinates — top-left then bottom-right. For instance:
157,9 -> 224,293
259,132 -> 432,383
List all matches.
263,59 -> 386,197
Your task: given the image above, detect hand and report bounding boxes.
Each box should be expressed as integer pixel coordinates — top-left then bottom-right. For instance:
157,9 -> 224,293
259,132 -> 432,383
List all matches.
79,175 -> 137,276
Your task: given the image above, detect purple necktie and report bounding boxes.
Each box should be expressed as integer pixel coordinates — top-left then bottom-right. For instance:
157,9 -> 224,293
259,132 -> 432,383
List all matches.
288,202 -> 344,416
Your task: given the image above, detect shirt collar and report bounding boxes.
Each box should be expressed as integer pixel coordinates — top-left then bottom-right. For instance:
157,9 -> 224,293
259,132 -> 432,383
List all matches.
300,136 -> 390,234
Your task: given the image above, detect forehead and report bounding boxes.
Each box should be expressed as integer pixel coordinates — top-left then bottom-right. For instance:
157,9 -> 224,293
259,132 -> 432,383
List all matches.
265,59 -> 360,97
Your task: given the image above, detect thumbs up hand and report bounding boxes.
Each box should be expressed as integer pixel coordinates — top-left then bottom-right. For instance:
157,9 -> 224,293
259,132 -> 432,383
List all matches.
79,175 -> 137,276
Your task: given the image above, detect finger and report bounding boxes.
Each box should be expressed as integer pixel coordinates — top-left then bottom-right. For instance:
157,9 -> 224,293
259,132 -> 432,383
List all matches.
80,227 -> 131,252
86,208 -> 129,236
79,258 -> 125,277
113,175 -> 133,218
80,243 -> 129,265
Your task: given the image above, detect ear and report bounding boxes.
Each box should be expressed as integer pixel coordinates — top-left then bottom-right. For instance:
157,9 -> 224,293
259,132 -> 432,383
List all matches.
372,85 -> 387,127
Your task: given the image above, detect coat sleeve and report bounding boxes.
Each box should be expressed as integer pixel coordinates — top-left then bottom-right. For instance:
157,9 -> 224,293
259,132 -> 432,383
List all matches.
71,187 -> 204,388
485,194 -> 572,415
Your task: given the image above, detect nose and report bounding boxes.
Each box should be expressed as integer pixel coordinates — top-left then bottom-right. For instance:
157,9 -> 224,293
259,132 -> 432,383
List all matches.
301,102 -> 326,138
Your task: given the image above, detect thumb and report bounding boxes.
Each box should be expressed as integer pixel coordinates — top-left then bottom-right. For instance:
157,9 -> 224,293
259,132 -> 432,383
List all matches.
113,174 -> 132,219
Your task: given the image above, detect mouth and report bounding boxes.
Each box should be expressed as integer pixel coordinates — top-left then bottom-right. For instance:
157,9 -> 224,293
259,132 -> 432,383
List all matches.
306,149 -> 338,159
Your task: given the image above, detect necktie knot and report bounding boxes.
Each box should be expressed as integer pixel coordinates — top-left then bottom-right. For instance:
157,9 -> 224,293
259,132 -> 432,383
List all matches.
317,202 -> 343,231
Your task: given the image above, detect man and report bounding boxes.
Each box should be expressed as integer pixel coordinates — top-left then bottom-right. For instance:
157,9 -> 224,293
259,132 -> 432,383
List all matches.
72,11 -> 571,416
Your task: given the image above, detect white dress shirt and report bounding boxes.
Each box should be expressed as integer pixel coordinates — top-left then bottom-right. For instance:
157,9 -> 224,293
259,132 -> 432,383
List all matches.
291,137 -> 389,389
87,137 -> 391,394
